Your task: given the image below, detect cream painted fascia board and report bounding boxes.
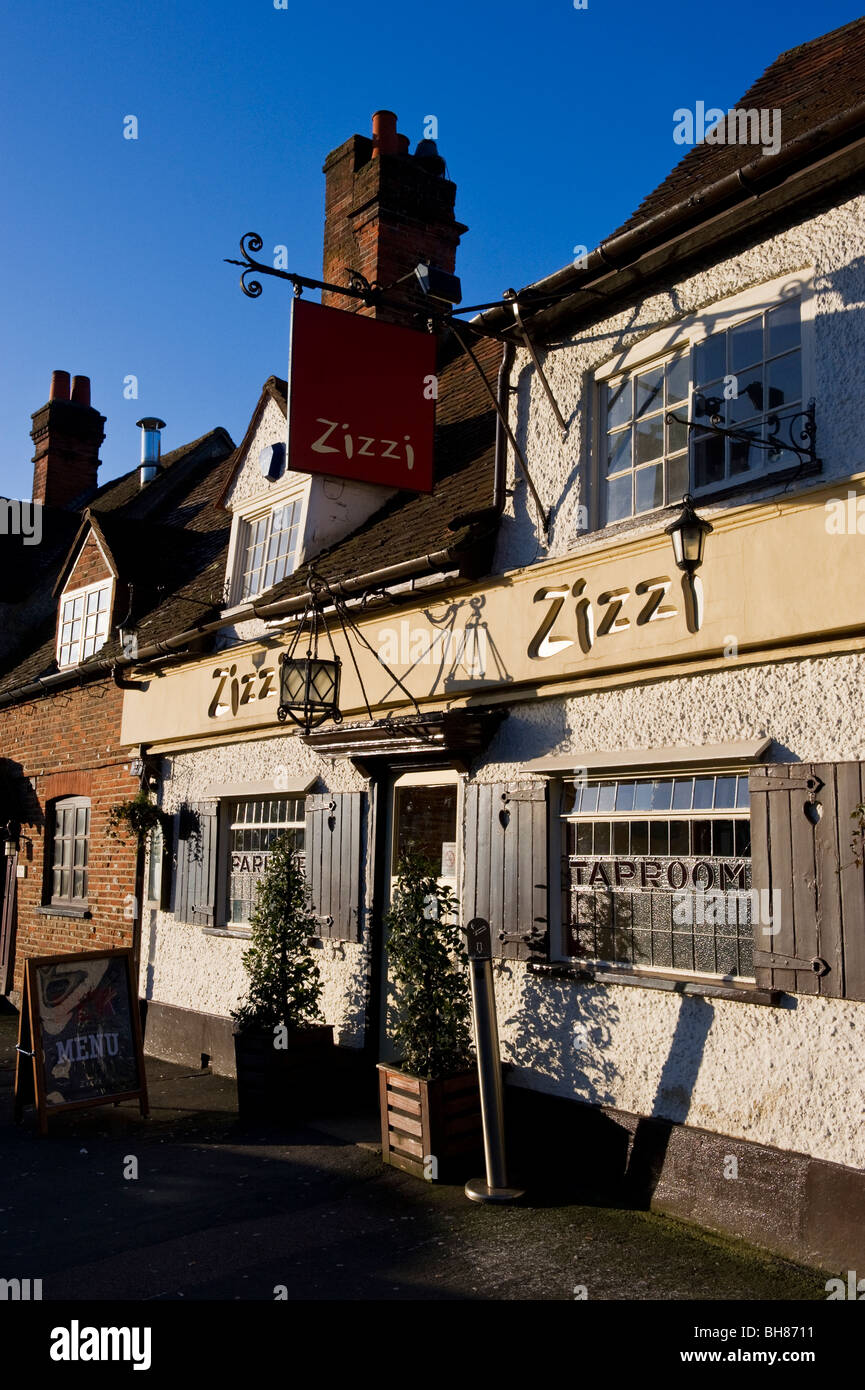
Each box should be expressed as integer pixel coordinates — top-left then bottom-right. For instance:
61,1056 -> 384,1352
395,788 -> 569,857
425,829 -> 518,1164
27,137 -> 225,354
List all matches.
129,465 -> 865,684
204,775 -> 317,798
128,628 -> 865,758
524,738 -> 772,777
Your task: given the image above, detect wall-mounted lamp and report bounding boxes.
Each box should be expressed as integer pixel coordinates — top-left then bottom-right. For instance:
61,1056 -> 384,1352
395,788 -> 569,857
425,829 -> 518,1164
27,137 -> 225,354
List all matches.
414,261 -> 462,305
665,494 -> 713,578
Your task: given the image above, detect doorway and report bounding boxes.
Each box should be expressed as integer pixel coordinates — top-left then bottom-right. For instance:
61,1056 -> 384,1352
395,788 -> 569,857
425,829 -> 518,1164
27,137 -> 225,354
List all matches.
377,769 -> 461,1062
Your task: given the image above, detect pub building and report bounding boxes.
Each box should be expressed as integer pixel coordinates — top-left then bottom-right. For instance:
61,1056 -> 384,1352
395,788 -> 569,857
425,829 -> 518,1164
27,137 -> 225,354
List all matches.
4,18 -> 865,1273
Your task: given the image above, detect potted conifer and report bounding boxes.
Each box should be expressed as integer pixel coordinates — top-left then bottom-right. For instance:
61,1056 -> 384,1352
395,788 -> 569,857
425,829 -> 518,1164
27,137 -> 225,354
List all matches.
232,833 -> 333,1120
378,849 -> 482,1181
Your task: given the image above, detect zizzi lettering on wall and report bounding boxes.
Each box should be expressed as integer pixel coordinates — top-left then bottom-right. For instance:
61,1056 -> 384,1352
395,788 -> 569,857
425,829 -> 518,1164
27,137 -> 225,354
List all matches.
209,662 -> 276,718
528,574 -> 678,659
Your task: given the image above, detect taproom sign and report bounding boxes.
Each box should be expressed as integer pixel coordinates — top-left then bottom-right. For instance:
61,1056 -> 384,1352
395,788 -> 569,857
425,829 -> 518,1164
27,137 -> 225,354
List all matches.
287,298 -> 436,492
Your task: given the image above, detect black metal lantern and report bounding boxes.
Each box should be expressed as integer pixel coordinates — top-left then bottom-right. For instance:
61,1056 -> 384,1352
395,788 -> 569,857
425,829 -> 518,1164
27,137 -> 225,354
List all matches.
276,575 -> 342,733
665,494 -> 713,577
277,650 -> 341,732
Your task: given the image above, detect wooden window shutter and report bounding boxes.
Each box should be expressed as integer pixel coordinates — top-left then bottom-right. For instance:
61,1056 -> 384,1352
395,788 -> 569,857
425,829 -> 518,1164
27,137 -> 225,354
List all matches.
749,763 -> 865,1000
174,801 -> 217,927
305,792 -> 363,942
463,781 -> 549,961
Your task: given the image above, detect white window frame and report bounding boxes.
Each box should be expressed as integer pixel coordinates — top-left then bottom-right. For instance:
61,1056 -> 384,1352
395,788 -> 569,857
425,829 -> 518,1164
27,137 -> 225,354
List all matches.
592,270 -> 816,529
225,482 -> 308,607
56,578 -> 114,668
219,794 -> 306,931
555,768 -> 754,983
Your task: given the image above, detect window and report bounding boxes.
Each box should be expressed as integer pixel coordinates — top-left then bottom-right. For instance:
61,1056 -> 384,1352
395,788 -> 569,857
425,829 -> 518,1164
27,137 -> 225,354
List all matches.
604,353 -> 690,523
237,501 -> 302,601
601,294 -> 803,524
691,298 -> 801,489
57,582 -> 111,667
48,797 -> 90,907
225,796 -> 305,927
562,773 -> 754,980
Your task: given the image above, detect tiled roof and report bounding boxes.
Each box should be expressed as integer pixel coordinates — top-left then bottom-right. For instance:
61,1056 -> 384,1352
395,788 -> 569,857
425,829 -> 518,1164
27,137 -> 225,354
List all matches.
0,429 -> 237,696
613,18 -> 865,237
0,329 -> 500,698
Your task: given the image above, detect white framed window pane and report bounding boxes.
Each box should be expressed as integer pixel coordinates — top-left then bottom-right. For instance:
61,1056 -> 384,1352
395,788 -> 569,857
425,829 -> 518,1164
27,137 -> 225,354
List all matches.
767,300 -> 800,356
666,355 -> 689,404
693,432 -> 725,489
635,366 -> 664,418
667,452 -> 689,500
730,316 -> 762,370
634,415 -> 663,464
767,352 -> 800,412
695,334 -> 726,385
607,429 -> 631,474
606,472 -> 632,523
635,464 -> 663,513
606,378 -> 630,431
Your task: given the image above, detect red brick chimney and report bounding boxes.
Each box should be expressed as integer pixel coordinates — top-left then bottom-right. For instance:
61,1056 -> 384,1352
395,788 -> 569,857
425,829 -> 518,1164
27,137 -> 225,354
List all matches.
31,372 -> 106,508
322,110 -> 467,323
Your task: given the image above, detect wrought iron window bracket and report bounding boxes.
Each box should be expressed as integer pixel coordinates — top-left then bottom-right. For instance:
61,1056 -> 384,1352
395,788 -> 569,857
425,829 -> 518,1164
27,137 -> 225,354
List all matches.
665,399 -> 819,470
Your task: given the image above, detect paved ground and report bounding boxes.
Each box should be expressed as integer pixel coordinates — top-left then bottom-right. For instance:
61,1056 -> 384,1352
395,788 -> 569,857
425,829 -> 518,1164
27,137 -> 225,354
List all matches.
0,1007 -> 826,1302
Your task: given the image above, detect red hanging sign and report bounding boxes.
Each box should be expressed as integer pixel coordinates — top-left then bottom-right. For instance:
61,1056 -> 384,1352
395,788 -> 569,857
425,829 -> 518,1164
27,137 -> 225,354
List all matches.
287,298 -> 436,493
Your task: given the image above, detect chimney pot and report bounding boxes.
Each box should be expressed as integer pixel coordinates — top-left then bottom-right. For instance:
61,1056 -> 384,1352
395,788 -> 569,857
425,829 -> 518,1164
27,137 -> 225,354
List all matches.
50,370 -> 70,402
371,110 -> 398,158
397,133 -> 410,155
70,375 -> 91,407
136,416 -> 166,487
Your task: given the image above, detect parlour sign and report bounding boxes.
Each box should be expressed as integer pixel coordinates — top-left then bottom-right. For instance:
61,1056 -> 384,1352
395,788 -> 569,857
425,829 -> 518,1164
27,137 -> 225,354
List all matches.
287,298 -> 436,492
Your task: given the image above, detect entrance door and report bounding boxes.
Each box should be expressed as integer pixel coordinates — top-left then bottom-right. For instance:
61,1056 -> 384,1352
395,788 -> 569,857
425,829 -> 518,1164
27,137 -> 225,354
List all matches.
379,770 -> 460,1062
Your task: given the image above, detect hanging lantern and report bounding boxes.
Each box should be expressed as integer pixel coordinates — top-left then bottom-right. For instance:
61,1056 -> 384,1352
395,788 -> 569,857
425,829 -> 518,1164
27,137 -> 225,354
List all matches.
277,651 -> 341,732
665,494 -> 713,577
276,575 -> 342,733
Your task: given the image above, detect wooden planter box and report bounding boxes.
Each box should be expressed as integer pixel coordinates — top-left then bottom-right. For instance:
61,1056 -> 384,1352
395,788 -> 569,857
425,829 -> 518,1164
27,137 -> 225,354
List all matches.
377,1063 -> 483,1181
234,1024 -> 334,1121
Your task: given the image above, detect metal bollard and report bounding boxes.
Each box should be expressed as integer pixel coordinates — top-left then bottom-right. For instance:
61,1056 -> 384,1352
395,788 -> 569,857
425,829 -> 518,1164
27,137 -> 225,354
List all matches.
463,917 -> 524,1203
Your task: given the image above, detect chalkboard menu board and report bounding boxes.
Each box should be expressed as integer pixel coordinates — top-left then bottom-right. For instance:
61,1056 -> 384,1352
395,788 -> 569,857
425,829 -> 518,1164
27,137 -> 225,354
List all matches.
14,950 -> 149,1134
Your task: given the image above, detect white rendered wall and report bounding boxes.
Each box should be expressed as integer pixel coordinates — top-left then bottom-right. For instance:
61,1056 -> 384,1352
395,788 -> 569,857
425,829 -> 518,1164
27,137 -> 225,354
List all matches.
494,193 -> 865,572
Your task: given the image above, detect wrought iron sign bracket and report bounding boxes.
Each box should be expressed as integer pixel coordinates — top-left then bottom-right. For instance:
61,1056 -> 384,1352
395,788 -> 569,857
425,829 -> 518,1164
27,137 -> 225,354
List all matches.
665,400 -> 819,471
504,292 -> 570,440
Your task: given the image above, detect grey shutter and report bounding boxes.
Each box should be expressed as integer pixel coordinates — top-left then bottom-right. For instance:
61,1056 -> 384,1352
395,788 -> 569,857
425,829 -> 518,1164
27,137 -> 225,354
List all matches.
174,801 -> 218,927
749,762 -> 865,1000
463,781 -> 549,960
305,792 -> 363,941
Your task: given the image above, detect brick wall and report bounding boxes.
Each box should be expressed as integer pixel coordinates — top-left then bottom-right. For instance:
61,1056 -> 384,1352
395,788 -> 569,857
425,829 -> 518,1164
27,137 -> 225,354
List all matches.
1,675 -> 139,992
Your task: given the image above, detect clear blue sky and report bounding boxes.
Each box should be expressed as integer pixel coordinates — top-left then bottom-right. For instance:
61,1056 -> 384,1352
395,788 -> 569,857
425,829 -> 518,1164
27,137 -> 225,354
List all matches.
1,0 -> 863,500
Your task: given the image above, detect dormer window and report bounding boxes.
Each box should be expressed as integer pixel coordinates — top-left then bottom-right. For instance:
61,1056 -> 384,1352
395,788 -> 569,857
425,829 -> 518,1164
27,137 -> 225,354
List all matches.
229,496 -> 303,605
57,580 -> 112,668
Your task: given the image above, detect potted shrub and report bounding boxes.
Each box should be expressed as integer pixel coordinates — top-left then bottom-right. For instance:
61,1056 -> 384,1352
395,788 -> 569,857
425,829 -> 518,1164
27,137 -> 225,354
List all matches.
378,849 -> 482,1181
232,833 -> 333,1120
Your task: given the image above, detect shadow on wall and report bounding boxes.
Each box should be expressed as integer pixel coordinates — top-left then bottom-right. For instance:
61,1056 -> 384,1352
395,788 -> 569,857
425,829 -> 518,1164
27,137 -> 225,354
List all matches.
502,969 -> 621,1106
502,969 -> 717,1206
625,993 -> 716,1208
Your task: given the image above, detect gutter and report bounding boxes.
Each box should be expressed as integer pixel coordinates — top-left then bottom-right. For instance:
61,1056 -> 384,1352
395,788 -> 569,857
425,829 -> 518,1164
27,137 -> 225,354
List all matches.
474,100 -> 865,339
0,540 -> 477,710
